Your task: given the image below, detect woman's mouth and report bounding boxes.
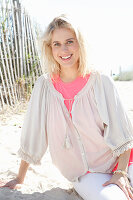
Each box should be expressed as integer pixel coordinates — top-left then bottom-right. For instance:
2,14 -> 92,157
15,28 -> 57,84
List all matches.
60,54 -> 72,61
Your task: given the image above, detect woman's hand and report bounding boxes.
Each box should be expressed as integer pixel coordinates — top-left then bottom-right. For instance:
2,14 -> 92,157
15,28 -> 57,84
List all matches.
2,178 -> 23,189
1,160 -> 29,190
103,174 -> 133,200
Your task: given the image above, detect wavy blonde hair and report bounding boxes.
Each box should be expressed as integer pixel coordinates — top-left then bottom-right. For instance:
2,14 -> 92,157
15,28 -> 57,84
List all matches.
40,15 -> 91,77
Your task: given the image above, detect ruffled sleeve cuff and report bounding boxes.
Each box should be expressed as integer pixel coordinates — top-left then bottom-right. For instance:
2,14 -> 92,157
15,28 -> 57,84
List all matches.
17,148 -> 41,165
113,140 -> 133,157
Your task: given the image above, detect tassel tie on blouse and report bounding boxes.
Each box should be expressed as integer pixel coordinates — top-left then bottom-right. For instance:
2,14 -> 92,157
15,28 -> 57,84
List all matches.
63,132 -> 72,149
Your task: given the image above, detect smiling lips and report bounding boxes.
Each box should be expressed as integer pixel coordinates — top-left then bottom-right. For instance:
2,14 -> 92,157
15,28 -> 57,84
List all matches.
60,54 -> 72,61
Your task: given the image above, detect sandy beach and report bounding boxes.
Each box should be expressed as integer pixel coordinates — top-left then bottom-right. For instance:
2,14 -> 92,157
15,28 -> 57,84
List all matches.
0,81 -> 133,200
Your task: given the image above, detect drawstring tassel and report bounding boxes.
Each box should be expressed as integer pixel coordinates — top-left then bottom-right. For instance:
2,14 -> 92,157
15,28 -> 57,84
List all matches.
63,134 -> 72,149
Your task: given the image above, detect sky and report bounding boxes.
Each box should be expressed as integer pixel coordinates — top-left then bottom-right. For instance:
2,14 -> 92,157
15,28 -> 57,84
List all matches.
21,0 -> 133,74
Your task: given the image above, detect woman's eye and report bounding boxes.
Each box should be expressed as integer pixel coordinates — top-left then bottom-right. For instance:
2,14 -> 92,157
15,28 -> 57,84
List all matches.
54,43 -> 60,47
67,40 -> 73,44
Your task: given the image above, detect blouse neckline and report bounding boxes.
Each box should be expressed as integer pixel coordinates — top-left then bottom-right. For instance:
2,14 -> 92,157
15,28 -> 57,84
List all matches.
58,75 -> 83,86
46,71 -> 97,101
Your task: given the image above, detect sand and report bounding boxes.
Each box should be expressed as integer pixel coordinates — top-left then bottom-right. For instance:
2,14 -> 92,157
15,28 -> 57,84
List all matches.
0,81 -> 133,200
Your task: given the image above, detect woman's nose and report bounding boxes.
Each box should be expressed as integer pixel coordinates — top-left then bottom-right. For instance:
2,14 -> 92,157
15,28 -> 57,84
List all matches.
61,44 -> 68,51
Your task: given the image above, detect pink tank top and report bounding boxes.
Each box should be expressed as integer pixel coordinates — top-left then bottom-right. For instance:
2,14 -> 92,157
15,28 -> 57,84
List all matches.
52,74 -> 90,117
51,74 -> 133,170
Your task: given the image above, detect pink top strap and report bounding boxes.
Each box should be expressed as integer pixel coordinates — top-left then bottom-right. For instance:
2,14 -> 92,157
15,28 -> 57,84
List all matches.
52,74 -> 90,117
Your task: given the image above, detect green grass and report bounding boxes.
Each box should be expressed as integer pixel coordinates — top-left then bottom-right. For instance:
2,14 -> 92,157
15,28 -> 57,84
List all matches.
113,71 -> 133,81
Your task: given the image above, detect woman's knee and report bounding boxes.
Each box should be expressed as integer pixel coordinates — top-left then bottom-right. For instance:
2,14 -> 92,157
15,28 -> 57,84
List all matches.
72,173 -> 128,200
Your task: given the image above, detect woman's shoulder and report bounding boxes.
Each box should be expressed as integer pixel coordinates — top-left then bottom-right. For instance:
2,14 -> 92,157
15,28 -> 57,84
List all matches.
31,73 -> 50,94
35,73 -> 49,85
37,73 -> 49,81
93,70 -> 115,86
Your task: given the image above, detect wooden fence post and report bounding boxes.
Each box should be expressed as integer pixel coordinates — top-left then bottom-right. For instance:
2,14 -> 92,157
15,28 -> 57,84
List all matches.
0,0 -> 42,111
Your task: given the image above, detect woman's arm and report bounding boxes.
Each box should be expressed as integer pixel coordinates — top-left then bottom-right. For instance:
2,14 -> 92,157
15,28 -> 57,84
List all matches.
103,149 -> 133,200
3,160 -> 29,189
117,149 -> 131,172
16,160 -> 30,183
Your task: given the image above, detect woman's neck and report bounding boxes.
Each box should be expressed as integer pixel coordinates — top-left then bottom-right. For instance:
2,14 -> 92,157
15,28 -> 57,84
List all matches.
59,67 -> 80,83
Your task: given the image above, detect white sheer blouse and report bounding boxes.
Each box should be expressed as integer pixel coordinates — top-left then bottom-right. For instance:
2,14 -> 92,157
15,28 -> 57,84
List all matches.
18,71 -> 133,182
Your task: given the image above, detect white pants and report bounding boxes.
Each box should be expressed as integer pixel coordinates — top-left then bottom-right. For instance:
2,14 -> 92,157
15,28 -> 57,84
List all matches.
72,165 -> 133,200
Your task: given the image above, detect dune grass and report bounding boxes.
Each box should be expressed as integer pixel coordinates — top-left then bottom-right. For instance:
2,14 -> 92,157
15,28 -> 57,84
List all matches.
113,71 -> 133,81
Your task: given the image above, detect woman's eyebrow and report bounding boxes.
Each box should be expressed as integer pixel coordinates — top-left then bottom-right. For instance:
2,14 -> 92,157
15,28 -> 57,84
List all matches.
66,38 -> 75,41
52,41 -> 59,44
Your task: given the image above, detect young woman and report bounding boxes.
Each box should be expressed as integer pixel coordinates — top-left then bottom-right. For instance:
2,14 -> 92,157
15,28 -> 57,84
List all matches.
3,15 -> 133,200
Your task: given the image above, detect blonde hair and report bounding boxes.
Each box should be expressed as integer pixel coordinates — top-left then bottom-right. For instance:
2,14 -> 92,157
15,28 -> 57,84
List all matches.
40,15 -> 92,77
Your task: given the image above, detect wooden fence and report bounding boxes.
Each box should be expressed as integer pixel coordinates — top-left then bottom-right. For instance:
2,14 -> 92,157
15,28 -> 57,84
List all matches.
0,0 -> 42,111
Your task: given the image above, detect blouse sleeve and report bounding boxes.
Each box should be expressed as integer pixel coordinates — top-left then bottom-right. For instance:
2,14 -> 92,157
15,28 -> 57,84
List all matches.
100,74 -> 133,157
17,75 -> 48,165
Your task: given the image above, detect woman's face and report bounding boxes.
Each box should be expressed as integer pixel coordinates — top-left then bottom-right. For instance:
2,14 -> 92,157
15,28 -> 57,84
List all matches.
51,28 -> 79,70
